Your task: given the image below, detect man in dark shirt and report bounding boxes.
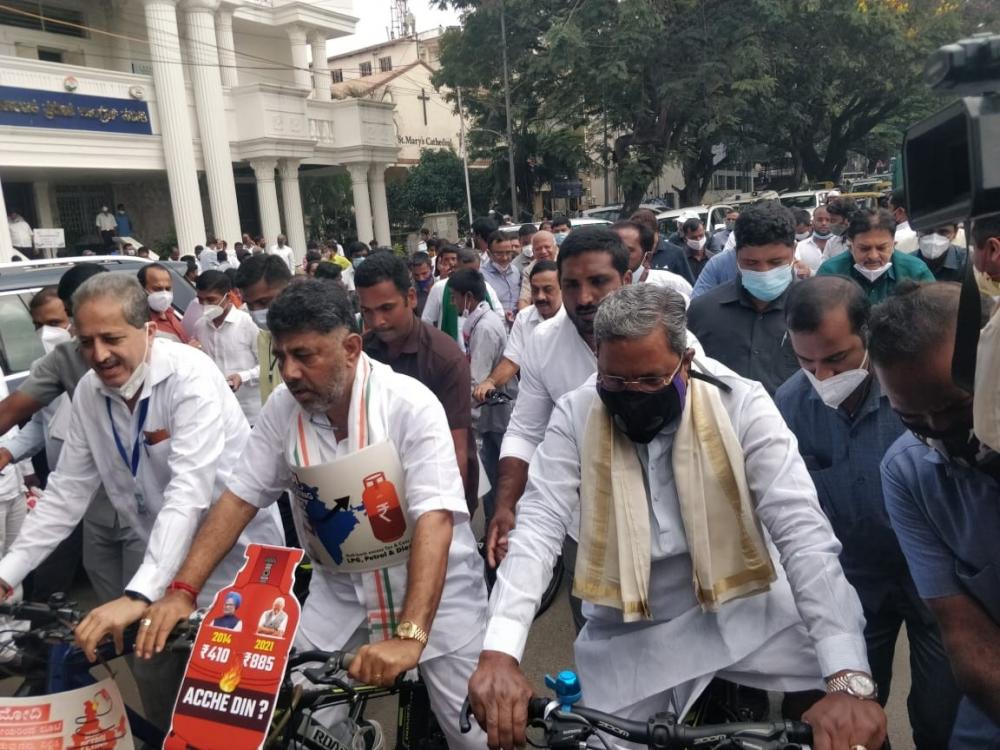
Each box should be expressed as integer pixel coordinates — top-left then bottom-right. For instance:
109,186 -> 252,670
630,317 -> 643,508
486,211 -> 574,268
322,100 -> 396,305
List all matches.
629,209 -> 694,284
409,251 -> 434,317
775,276 -> 959,748
355,251 -> 477,511
686,201 -> 799,395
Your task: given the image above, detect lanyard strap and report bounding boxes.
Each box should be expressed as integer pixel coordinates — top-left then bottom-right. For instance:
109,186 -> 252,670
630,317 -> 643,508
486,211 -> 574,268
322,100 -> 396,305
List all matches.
106,396 -> 150,477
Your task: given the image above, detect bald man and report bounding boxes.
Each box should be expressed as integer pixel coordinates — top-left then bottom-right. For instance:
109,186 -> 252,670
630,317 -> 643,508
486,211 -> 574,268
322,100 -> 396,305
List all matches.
517,230 -> 558,310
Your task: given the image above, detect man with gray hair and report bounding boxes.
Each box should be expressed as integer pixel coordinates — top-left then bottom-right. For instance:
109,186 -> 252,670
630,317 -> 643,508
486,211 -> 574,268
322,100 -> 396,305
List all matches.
0,273 -> 283,733
469,283 -> 886,750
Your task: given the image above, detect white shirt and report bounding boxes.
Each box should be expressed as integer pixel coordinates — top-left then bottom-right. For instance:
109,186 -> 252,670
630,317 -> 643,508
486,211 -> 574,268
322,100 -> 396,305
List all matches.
795,237 -> 825,274
503,305 -> 548,366
822,235 -> 849,260
635,268 -> 693,304
95,212 -> 117,231
199,248 -> 221,272
894,221 -> 918,253
420,279 -> 503,352
268,244 -> 296,273
0,340 -> 284,604
499,306 -> 596,465
194,307 -> 261,425
8,218 -> 32,247
227,375 -> 488,660
485,360 -> 868,711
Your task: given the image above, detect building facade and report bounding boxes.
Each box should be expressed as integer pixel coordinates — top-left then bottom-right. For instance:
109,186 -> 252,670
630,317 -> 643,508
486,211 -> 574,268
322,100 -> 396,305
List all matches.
326,29 -> 465,182
0,0 -> 400,263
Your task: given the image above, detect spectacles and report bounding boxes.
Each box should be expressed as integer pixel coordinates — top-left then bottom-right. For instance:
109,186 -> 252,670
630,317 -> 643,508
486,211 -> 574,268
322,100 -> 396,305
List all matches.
597,359 -> 684,393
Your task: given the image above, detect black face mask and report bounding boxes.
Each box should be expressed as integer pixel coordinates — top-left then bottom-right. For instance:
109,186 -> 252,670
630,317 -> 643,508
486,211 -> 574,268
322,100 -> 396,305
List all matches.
597,379 -> 686,444
903,418 -> 1000,479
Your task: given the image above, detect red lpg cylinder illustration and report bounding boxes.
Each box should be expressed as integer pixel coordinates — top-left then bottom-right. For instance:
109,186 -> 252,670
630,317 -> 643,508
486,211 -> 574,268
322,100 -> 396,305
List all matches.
362,472 -> 407,542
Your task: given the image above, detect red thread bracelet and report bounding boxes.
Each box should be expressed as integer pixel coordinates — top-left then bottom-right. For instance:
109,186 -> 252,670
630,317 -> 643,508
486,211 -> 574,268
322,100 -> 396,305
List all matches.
167,581 -> 199,601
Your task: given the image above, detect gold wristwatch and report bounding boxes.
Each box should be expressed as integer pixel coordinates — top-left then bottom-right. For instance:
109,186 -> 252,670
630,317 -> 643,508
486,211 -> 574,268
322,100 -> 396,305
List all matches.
826,671 -> 877,700
395,621 -> 429,645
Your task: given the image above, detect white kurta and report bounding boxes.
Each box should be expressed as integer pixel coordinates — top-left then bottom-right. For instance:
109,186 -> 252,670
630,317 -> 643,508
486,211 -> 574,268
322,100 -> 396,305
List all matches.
795,237 -> 825,273
227,373 -> 488,661
486,360 -> 869,713
636,268 -> 693,305
503,304 -> 546,367
194,306 -> 261,425
0,340 -> 283,605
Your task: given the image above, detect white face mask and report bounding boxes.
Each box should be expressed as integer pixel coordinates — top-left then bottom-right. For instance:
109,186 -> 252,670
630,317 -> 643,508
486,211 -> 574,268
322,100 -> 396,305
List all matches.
251,308 -> 269,330
116,325 -> 152,401
147,290 -> 173,313
686,237 -> 707,251
202,301 -> 228,322
918,233 -> 951,260
38,324 -> 72,354
795,231 -> 812,242
853,262 -> 892,283
803,351 -> 870,409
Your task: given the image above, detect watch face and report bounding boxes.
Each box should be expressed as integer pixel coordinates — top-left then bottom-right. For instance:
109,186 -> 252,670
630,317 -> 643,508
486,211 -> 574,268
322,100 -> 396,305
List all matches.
397,623 -> 413,637
848,674 -> 876,696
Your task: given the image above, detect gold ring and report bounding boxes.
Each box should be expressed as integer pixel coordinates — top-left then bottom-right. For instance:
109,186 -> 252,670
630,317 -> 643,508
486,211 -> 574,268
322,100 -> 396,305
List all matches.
375,674 -> 383,682
140,618 -> 153,628
850,746 -> 868,750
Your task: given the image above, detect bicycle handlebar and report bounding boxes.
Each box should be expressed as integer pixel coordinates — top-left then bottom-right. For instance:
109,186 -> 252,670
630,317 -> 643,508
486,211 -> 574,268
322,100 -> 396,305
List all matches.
0,600 -> 82,626
460,697 -> 813,749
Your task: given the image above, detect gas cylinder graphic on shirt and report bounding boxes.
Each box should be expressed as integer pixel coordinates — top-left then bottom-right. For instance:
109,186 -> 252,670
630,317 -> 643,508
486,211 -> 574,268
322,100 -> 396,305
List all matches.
362,471 -> 407,542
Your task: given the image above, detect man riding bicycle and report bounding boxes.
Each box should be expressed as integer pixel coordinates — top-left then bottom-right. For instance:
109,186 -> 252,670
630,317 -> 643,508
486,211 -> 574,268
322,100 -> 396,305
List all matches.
141,280 -> 489,750
468,283 -> 887,750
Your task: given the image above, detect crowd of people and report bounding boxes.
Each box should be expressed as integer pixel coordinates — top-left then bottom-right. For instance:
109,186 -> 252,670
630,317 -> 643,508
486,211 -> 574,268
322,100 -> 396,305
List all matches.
0,193 -> 996,750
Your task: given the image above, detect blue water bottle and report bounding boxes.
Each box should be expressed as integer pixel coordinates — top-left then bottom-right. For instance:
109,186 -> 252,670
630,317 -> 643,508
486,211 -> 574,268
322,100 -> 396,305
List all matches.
544,670 -> 582,712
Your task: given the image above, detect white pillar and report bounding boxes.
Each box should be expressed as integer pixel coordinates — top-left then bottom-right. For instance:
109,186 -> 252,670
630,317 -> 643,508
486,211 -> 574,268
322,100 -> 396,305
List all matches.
216,7 -> 238,88
286,25 -> 311,90
369,164 -> 391,248
183,0 -> 241,244
142,0 -> 207,254
347,163 -> 374,244
0,175 -> 15,263
279,158 -> 306,265
33,182 -> 54,227
251,158 -> 281,245
308,30 -> 331,101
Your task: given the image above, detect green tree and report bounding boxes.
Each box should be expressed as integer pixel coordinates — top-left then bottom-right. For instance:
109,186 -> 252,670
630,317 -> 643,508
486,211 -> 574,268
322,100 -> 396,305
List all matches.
435,0 -> 772,215
433,4 -> 590,218
301,172 -> 355,241
744,0 -> 978,184
386,148 -> 493,231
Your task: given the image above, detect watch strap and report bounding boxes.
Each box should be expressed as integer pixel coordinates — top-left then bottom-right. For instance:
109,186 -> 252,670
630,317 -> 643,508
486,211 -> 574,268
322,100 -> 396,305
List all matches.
395,621 -> 429,645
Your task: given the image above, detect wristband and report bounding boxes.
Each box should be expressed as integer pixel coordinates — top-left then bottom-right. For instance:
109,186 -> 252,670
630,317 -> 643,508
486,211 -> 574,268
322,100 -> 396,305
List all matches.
124,589 -> 151,605
167,581 -> 199,602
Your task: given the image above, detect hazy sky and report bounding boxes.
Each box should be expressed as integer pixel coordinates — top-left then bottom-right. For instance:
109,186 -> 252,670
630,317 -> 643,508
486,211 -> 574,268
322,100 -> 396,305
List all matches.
327,1 -> 462,55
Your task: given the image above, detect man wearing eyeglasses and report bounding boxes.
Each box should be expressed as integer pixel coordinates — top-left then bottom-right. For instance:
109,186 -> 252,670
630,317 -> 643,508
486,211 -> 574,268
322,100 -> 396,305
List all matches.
480,230 -> 522,326
469,283 -> 886,750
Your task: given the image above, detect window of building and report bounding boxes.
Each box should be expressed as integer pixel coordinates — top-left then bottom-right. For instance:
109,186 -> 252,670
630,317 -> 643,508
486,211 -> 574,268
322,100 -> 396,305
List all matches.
360,61 -> 372,77
332,69 -> 344,83
379,56 -> 392,73
0,1 -> 86,38
37,48 -> 63,63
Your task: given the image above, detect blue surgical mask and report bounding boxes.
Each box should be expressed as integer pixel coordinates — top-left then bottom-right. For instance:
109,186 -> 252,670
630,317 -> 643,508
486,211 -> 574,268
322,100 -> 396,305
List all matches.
352,257 -> 366,268
812,229 -> 832,240
740,264 -> 794,302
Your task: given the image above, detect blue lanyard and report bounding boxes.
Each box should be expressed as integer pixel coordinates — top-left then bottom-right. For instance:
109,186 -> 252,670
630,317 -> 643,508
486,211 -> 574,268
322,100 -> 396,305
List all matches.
106,396 -> 150,477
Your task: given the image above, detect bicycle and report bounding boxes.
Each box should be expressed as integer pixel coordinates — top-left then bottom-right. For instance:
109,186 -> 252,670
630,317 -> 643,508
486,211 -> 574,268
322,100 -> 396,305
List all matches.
0,594 -> 197,748
0,596 -> 445,750
269,650 -> 446,750
459,669 -> 814,750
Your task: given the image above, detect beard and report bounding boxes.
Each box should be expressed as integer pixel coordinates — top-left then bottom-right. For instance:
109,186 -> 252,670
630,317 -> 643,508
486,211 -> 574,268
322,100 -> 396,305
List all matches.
287,363 -> 352,415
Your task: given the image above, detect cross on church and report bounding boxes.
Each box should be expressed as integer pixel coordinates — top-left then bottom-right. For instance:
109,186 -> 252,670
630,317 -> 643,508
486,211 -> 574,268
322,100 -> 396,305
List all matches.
418,88 -> 430,126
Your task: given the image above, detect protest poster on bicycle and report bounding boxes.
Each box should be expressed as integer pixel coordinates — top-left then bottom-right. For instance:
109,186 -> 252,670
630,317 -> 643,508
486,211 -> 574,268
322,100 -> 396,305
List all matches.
0,676 -> 133,750
165,544 -> 303,750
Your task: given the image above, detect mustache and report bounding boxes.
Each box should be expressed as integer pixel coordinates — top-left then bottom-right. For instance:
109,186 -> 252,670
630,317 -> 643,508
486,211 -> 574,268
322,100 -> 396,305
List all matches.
573,305 -> 598,316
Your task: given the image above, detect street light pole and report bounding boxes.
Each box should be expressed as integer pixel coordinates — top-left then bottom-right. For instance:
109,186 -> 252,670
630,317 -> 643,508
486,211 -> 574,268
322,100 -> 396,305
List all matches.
499,0 -> 518,220
457,86 -> 475,229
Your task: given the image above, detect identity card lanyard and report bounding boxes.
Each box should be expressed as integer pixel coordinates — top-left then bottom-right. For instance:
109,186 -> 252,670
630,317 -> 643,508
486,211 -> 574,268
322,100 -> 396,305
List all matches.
106,396 -> 150,514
